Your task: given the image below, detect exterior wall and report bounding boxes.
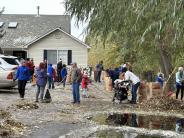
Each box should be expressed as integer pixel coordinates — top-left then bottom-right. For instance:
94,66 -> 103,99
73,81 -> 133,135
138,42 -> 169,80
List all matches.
3,51 -> 13,55
28,30 -> 88,68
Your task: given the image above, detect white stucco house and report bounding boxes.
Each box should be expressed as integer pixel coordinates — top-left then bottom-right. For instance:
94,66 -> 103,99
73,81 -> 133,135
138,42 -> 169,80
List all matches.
0,14 -> 90,67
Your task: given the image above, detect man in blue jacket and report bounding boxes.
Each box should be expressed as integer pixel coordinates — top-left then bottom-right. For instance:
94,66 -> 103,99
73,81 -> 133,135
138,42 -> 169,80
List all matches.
14,60 -> 30,99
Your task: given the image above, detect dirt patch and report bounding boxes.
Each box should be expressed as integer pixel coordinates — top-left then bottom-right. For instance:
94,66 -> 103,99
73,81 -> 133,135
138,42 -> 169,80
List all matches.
15,102 -> 39,110
141,96 -> 184,111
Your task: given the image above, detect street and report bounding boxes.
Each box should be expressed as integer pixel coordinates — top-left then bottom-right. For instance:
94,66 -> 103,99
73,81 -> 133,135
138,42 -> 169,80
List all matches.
0,82 -> 184,138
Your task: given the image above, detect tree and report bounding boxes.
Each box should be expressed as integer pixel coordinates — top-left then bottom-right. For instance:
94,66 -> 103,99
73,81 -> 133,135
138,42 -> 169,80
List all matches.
65,0 -> 184,77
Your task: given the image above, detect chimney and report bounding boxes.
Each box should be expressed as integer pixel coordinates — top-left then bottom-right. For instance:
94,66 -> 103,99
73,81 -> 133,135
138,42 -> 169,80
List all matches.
36,6 -> 40,17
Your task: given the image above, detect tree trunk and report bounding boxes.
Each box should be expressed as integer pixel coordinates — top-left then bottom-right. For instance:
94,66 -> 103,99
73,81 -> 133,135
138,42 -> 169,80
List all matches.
158,43 -> 172,78
158,42 -> 173,94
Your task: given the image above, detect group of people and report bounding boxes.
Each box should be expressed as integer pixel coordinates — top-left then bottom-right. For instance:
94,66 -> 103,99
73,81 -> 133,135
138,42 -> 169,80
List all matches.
15,57 -> 184,105
105,63 -> 141,104
14,59 -> 67,102
14,58 -> 92,104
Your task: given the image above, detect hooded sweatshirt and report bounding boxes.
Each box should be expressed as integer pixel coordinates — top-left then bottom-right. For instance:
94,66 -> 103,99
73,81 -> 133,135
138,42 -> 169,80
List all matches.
16,66 -> 30,81
47,64 -> 54,77
35,68 -> 47,86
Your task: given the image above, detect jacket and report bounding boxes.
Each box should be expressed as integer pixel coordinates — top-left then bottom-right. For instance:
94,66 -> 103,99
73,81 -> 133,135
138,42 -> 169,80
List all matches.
48,65 -> 54,78
16,66 -> 30,81
35,68 -> 47,86
81,75 -> 89,89
176,71 -> 184,85
71,68 -> 82,83
61,68 -> 67,78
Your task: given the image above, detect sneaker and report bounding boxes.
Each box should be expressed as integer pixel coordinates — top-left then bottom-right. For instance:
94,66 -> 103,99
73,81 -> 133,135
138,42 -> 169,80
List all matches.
40,100 -> 45,103
35,100 -> 39,103
20,97 -> 24,100
71,101 -> 76,104
130,101 -> 136,104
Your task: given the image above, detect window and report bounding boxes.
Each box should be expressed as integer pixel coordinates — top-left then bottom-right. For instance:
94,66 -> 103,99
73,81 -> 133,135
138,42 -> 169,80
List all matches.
47,50 -> 57,64
8,22 -> 18,28
0,22 -> 4,28
58,50 -> 68,65
1,57 -> 19,65
44,50 -> 72,65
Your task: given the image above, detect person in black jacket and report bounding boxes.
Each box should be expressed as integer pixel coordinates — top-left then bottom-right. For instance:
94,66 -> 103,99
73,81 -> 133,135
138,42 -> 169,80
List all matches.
95,61 -> 104,82
57,59 -> 63,82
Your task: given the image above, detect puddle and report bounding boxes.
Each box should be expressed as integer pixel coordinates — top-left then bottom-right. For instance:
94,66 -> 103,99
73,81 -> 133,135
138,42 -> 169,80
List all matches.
88,113 -> 184,132
87,130 -> 162,138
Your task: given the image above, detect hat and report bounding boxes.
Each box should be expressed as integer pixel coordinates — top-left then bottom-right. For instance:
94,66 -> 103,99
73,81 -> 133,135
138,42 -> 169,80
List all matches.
70,62 -> 77,65
178,67 -> 183,71
122,64 -> 127,68
121,67 -> 127,73
20,60 -> 26,64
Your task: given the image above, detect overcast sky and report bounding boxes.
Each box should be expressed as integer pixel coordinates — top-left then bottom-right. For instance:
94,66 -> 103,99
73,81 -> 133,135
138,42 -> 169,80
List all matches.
0,0 -> 87,41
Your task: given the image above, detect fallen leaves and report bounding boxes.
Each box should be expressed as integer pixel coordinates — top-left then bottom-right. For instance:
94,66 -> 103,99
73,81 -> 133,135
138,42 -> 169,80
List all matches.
15,102 -> 39,110
141,96 -> 184,111
0,110 -> 25,137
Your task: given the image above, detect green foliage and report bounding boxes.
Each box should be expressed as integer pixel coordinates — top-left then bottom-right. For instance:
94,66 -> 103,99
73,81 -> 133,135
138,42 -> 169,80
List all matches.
65,0 -> 184,75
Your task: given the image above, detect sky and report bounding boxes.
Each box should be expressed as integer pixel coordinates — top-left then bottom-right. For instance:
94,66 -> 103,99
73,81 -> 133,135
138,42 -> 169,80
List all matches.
0,0 -> 87,41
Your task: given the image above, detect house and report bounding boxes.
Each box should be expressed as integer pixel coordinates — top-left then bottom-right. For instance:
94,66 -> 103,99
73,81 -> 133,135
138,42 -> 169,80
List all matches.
0,14 -> 90,67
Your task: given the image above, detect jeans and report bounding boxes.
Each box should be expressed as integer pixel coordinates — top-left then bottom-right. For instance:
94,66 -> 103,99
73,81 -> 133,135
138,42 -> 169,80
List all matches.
57,70 -> 61,82
131,82 -> 140,102
96,71 -> 102,82
176,82 -> 184,100
63,77 -> 66,88
18,80 -> 27,98
48,76 -> 54,89
72,82 -> 80,102
36,85 -> 45,101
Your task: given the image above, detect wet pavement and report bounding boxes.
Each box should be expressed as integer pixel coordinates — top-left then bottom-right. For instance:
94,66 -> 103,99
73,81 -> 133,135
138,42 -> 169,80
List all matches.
0,82 -> 184,138
89,113 -> 182,131
87,130 -> 163,138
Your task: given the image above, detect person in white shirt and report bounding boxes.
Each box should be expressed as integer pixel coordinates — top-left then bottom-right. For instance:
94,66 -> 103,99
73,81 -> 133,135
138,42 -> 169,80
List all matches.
123,68 -> 140,104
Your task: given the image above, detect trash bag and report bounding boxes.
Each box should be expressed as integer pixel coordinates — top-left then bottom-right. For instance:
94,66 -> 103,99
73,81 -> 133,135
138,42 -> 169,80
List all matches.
44,89 -> 52,103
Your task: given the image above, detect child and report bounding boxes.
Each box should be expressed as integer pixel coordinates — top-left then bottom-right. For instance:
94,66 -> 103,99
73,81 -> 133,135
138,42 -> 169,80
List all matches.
61,64 -> 67,88
82,73 -> 90,98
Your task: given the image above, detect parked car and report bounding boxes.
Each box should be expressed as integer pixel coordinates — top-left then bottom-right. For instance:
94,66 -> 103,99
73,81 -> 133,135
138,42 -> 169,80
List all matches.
0,66 -> 17,88
0,54 -> 20,88
0,54 -> 20,71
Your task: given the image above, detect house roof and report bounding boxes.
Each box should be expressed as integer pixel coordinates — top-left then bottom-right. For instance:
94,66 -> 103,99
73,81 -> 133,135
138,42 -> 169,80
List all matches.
0,14 -> 71,48
25,28 -> 91,49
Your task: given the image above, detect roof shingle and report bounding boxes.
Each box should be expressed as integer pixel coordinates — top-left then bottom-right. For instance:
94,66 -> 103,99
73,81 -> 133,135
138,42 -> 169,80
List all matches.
0,14 -> 71,48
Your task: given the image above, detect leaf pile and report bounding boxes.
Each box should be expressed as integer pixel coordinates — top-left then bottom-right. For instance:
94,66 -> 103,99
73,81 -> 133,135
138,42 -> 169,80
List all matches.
0,128 -> 10,138
15,102 -> 39,110
141,96 -> 184,111
0,110 -> 11,119
0,110 -> 25,137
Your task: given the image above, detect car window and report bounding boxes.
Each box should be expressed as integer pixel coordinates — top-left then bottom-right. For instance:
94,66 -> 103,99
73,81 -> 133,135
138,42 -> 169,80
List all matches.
15,59 -> 20,65
1,57 -> 19,65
